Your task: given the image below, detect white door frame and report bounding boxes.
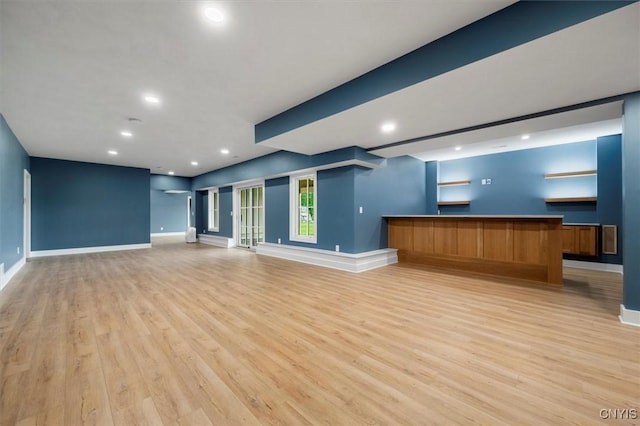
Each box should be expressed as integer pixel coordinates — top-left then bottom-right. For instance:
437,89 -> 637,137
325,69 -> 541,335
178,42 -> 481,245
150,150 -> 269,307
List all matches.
187,195 -> 192,228
233,180 -> 265,248
23,169 -> 31,259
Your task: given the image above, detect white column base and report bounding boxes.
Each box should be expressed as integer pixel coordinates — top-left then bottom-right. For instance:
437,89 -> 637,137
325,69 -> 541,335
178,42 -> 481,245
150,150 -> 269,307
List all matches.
256,242 -> 397,273
619,304 -> 640,327
563,260 -> 623,274
0,257 -> 26,292
197,234 -> 236,248
30,243 -> 151,258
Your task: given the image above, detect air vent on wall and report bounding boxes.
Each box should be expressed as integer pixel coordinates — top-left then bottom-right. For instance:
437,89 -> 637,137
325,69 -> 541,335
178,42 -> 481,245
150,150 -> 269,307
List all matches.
602,225 -> 617,255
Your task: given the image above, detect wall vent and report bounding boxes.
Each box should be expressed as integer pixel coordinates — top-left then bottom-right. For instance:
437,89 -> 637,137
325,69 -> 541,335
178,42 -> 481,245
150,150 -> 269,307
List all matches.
602,225 -> 617,255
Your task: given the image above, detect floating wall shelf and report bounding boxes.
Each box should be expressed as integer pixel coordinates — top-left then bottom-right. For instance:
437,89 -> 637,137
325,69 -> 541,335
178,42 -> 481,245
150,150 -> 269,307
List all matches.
437,201 -> 471,206
437,180 -> 471,187
544,196 -> 597,203
544,170 -> 597,179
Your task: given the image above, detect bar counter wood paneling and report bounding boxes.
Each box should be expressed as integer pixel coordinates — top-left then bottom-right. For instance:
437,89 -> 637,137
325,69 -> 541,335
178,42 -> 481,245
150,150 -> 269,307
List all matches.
385,215 -> 564,285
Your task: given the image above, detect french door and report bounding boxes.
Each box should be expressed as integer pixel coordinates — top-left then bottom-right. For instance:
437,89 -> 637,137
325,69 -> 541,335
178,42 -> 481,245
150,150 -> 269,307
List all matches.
237,185 -> 264,248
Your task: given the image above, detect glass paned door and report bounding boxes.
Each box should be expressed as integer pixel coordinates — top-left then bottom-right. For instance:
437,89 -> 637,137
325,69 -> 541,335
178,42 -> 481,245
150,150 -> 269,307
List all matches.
238,186 -> 264,248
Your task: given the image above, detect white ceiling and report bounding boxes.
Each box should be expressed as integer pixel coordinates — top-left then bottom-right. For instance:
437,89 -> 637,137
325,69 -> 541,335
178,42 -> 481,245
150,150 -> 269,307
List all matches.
0,0 -> 517,177
261,3 -> 640,158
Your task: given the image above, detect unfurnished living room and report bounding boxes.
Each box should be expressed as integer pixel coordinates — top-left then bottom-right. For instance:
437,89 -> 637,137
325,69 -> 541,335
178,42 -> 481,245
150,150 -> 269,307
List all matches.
1,1 -> 639,425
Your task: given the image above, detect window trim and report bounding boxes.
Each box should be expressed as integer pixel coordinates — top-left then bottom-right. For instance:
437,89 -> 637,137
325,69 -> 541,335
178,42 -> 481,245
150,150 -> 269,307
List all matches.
208,188 -> 219,232
289,172 -> 317,244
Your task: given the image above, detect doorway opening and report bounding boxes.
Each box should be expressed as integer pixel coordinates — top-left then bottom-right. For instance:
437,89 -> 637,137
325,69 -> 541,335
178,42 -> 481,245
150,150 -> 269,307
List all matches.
235,185 -> 264,248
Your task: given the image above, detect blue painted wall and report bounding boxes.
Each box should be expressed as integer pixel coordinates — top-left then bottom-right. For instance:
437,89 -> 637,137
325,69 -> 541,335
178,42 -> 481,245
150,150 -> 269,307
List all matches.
256,1 -> 635,142
355,156 -> 427,252
199,186 -> 233,238
317,167 -> 356,252
425,161 -> 438,214
0,115 -> 30,271
437,138 -> 625,265
150,174 -> 191,191
265,177 -> 290,245
31,158 -> 150,250
150,175 -> 192,234
622,93 -> 640,311
265,168 -> 356,252
437,141 -> 599,222
595,135 -> 623,265
191,146 -> 382,190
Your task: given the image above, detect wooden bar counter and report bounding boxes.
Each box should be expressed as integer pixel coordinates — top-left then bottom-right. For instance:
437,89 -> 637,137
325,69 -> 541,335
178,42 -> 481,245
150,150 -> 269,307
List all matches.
385,215 -> 564,285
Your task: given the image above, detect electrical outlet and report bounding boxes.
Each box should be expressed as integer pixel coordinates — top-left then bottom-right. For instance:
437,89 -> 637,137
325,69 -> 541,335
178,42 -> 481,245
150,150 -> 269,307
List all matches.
203,229 -> 206,233
481,179 -> 486,185
359,206 -> 363,214
278,238 -> 281,244
230,211 -> 233,216
160,226 -> 164,231
486,178 -> 492,185
335,245 -> 340,252
17,247 -> 20,255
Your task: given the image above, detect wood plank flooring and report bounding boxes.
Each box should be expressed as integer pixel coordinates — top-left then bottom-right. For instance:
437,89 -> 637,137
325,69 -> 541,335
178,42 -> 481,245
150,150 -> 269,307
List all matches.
1,236 -> 638,425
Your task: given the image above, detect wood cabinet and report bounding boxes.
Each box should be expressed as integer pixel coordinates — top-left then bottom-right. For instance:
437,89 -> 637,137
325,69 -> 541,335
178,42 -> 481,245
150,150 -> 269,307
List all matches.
386,215 -> 563,285
562,225 -> 598,256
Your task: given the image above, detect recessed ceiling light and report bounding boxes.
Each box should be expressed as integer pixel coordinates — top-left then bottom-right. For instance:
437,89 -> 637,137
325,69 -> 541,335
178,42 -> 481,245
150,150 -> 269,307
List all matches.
220,148 -> 229,154
204,6 -> 225,23
455,146 -> 462,151
191,161 -> 198,166
521,134 -> 530,140
168,171 -> 175,175
120,130 -> 132,137
144,94 -> 160,104
108,150 -> 118,155
381,122 -> 396,133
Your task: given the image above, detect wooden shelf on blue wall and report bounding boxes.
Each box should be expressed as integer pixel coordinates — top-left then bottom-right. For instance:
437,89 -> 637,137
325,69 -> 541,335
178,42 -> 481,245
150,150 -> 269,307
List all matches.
437,200 -> 471,206
544,196 -> 597,203
437,180 -> 471,187
544,170 -> 597,179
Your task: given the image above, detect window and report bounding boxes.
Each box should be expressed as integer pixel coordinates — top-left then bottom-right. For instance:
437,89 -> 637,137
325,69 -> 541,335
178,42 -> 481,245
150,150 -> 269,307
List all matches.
208,189 -> 219,232
290,173 -> 316,243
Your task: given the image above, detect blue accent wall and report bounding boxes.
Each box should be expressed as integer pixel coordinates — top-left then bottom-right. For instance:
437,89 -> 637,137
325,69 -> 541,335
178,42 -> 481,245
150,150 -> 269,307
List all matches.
355,156 -> 427,252
31,158 -> 150,250
195,190 -> 207,234
265,177 -> 290,245
437,141 -> 599,222
0,115 -> 30,271
437,138 -> 624,265
191,146 -> 382,190
150,175 -> 191,191
425,161 -> 438,214
265,168 -> 356,252
317,167 -> 356,253
150,175 -> 192,233
596,135 -> 623,265
255,1 -> 636,142
622,93 -> 640,310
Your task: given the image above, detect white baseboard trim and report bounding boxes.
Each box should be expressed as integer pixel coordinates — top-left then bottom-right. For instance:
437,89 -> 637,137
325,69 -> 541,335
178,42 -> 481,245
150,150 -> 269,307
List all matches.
0,257 -> 26,292
30,243 -> 151,258
256,242 -> 398,273
563,260 -> 623,274
151,232 -> 186,237
197,234 -> 236,248
619,304 -> 640,327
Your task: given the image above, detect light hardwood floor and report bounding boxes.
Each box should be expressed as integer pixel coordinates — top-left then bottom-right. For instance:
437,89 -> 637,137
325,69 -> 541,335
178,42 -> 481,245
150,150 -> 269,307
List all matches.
1,237 -> 638,425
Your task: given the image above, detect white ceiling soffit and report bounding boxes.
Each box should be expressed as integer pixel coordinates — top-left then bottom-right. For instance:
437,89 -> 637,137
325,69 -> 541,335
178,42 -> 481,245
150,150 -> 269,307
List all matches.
0,0 -> 514,177
410,118 -> 622,163
260,3 -> 640,156
374,101 -> 623,160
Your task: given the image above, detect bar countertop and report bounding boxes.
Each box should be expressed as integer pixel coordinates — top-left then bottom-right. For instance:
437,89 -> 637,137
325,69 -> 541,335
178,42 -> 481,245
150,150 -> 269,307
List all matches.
383,214 -> 564,219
